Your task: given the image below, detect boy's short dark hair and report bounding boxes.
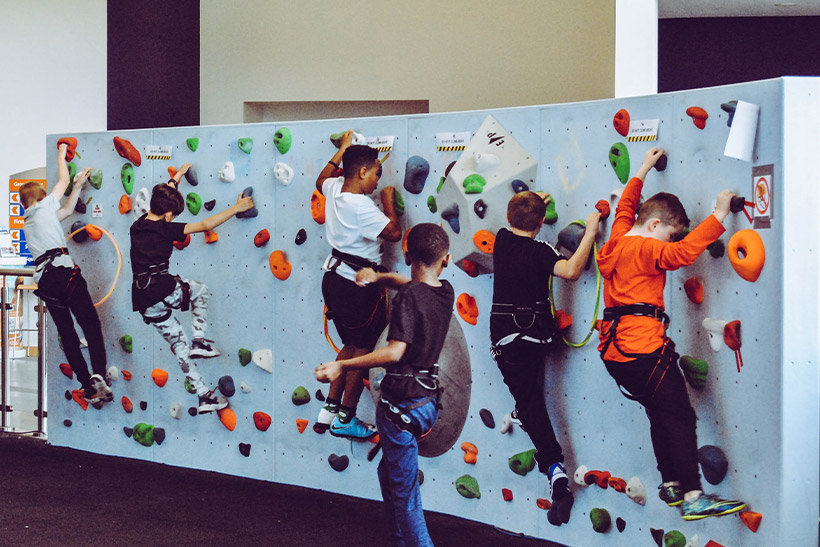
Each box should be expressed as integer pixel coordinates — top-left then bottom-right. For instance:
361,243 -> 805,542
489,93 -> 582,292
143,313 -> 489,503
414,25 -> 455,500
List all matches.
507,191 -> 546,232
19,181 -> 46,208
636,192 -> 690,229
407,223 -> 449,266
342,145 -> 379,178
150,184 -> 185,216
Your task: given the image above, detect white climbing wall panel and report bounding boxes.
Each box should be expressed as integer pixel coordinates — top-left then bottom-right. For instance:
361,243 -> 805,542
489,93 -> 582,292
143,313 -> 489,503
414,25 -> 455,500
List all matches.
45,77 -> 819,546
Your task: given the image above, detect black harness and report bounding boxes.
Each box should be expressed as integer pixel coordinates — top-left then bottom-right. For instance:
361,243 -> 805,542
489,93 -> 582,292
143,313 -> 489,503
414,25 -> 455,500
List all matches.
34,247 -> 69,271
33,248 -> 82,306
489,301 -> 555,357
376,364 -> 441,438
328,248 -> 386,273
134,261 -> 191,323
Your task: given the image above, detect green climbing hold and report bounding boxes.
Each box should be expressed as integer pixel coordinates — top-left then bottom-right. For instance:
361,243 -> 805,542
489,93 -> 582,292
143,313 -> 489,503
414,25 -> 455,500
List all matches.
121,163 -> 135,194
184,377 -> 197,394
437,176 -> 446,194
238,138 -> 253,154
186,138 -> 199,152
609,142 -> 630,185
663,530 -> 685,547
680,355 -> 708,389
508,448 -> 537,476
119,335 -> 133,353
462,173 -> 487,194
330,132 -> 345,148
545,197 -> 558,225
132,423 -> 155,447
427,196 -> 437,213
238,348 -> 252,366
274,128 -> 292,155
88,169 -> 103,190
707,238 -> 725,258
455,475 -> 481,499
64,162 -> 77,196
291,386 -> 310,406
186,192 -> 202,215
394,191 -> 405,215
590,508 -> 611,533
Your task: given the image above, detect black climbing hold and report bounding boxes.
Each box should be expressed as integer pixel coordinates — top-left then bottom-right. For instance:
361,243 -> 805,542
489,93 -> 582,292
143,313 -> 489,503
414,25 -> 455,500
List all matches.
479,408 -> 495,429
418,469 -> 424,485
74,200 -> 86,214
123,426 -> 133,438
218,375 -> 236,398
204,200 -> 216,211
721,100 -> 738,127
730,195 -> 747,213
63,419 -> 72,427
315,389 -> 325,402
441,204 -> 460,234
698,445 -> 728,485
474,199 -> 487,219
295,228 -> 307,245
239,443 -> 252,457
511,180 -> 529,193
153,428 -> 166,445
188,407 -> 198,417
140,401 -> 148,411
616,517 -> 626,532
328,453 -> 349,472
444,161 -> 457,179
650,528 -> 664,547
654,153 -> 668,172
64,390 -> 72,400
70,221 -> 89,243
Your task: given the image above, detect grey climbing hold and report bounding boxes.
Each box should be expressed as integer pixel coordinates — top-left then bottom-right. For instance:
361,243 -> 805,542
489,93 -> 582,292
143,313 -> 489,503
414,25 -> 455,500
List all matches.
70,221 -> 89,243
403,156 -> 430,194
654,153 -> 668,172
188,407 -> 198,417
218,375 -> 236,397
315,389 -> 325,402
236,187 -> 258,218
329,453 -> 349,472
153,428 -> 166,445
698,445 -> 728,485
184,166 -> 199,186
721,101 -> 738,127
651,528 -> 665,546
616,517 -> 626,532
63,419 -> 72,427
479,409 -> 495,429
140,401 -> 148,411
123,426 -> 133,437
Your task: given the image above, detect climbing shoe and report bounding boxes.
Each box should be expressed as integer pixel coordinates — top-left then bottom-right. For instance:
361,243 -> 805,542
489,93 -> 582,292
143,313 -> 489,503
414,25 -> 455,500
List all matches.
329,416 -> 377,440
90,374 -> 113,403
313,405 -> 338,434
81,387 -> 103,410
190,339 -> 221,359
197,391 -> 228,414
547,493 -> 574,526
547,462 -> 573,526
659,484 -> 684,507
682,493 -> 746,520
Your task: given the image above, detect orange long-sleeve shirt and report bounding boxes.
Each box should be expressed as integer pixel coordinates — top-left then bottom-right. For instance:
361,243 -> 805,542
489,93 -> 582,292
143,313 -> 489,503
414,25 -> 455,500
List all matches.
597,177 -> 725,362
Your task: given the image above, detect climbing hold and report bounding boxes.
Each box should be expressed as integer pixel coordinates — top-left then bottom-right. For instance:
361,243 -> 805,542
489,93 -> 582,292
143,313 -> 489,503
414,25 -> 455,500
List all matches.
474,152 -> 500,172
574,465 -> 589,486
315,389 -> 325,402
236,187 -> 258,218
455,475 -> 481,499
139,401 -> 148,411
70,221 -> 89,243
608,476 -> 627,492
132,423 -> 157,447
461,259 -> 479,278
511,180 -> 529,193
184,166 -> 199,186
440,204 -> 460,233
502,488 -> 513,501
113,136 -> 141,166
238,138 -> 253,153
133,187 -> 150,218
217,408 -> 237,431
184,377 -> 196,394
85,224 -> 103,241
698,445 -> 728,485
57,137 -> 80,161
63,419 -> 72,427
684,277 -> 703,304
120,163 -> 135,194
173,234 -> 191,251
595,199 -> 611,219
426,196 -> 437,213
418,470 -> 424,485
186,192 -> 202,215
64,162 -> 77,196
253,411 -> 272,431
204,230 -> 219,244
609,143 -> 630,185
118,195 -> 132,215
508,448 -> 537,476
472,230 -> 495,254
269,250 -> 292,280
625,476 -> 646,505
330,131 -> 365,148
203,199 -> 215,212
680,356 -> 708,389
554,310 -> 573,330
706,238 -> 725,258
740,511 -> 762,533
500,413 -> 514,434
686,106 -> 709,129
685,535 -> 700,547
651,528 -> 665,546
721,101 -> 738,126
169,402 -> 183,419
87,169 -> 103,190
392,190 -> 405,216
704,542 -> 725,547
188,407 -> 198,417
118,335 -> 132,353
724,320 -> 743,371
252,349 -> 274,373
544,195 -> 558,225
218,376 -> 235,397
238,348 -> 252,366
536,498 -> 552,510
655,153 -> 668,172
456,293 -> 478,326
584,470 -> 612,489
59,363 -> 73,379
122,396 -> 133,413
664,530 -> 686,547
461,442 -> 478,464
151,368 -> 168,387
64,390 -> 72,401
328,453 -> 349,472
294,228 -> 307,246
71,390 -> 89,411
557,223 -> 586,254
296,418 -> 308,434
239,443 -> 251,457
106,366 -> 119,382
74,198 -> 87,215
613,109 -> 630,136
273,128 -> 292,154
462,173 -> 487,194
311,190 -> 326,224
478,408 -> 495,429
121,370 -> 132,381
728,229 -> 765,282
702,318 -> 727,351
590,508 -> 611,533
403,156 -> 430,194
436,176 -> 446,194
254,229 -> 270,247
186,138 -> 199,152
616,517 -> 626,532
273,162 -> 294,185
239,381 -> 251,394
292,386 -> 310,406
217,162 -> 235,183
473,199 -> 487,219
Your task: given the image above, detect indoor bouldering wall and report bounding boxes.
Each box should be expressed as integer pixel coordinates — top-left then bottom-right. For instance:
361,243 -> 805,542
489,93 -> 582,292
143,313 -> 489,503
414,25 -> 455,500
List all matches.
44,77 -> 819,547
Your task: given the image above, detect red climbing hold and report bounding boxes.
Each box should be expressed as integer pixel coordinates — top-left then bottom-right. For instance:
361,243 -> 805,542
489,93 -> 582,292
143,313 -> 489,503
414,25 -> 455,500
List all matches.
608,476 -> 627,492
472,230 -> 495,254
113,136 -> 142,166
296,418 -> 309,434
704,542 -> 726,547
311,190 -> 326,224
684,277 -> 704,304
740,511 -> 762,533
554,310 -> 573,330
59,363 -> 73,379
584,469 -> 611,489
173,234 -> 191,251
686,106 -> 709,129
121,370 -> 132,381
595,199 -> 611,219
254,411 -> 272,431
461,259 -> 479,278
456,293 -> 478,325
122,396 -> 133,413
254,229 -> 270,248
724,320 -> 744,372
71,389 -> 89,411
502,488 -> 513,502
536,498 -> 552,510
613,109 -> 630,137
57,137 -> 80,162
269,250 -> 292,280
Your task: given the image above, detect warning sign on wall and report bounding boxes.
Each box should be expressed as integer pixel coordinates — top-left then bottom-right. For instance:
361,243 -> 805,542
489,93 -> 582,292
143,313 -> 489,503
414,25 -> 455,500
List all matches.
752,164 -> 773,229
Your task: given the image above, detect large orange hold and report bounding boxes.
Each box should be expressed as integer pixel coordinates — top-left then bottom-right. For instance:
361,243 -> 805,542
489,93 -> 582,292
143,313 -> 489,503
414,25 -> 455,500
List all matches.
456,293 -> 478,325
607,476 -> 627,492
119,194 -> 132,214
151,368 -> 169,387
472,229 -> 495,254
728,229 -> 765,282
113,136 -> 142,166
613,109 -> 630,137
254,411 -> 272,431
218,407 -> 237,431
269,250 -> 292,280
85,224 -> 103,241
740,511 -> 762,533
167,166 -> 177,179
554,310 -> 573,330
311,190 -> 326,224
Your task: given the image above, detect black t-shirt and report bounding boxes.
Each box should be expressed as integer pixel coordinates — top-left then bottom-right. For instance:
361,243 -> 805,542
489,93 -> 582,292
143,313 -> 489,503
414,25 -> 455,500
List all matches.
490,227 -> 563,343
130,215 -> 186,311
387,280 -> 454,374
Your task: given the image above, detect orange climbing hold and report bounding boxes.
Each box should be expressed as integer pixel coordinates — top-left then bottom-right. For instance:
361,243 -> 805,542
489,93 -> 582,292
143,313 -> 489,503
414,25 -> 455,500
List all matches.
296,418 -> 309,434
113,136 -> 142,166
461,258 -> 479,278
269,250 -> 292,280
57,137 -> 80,161
311,190 -> 326,224
85,224 -> 103,241
204,230 -> 219,244
554,310 -> 573,330
59,363 -> 73,379
740,511 -> 762,532
218,407 -> 237,431
173,234 -> 191,251
254,229 -> 270,248
684,277 -> 704,304
536,498 -> 552,510
167,166 -> 177,179
456,293 -> 478,325
254,411 -> 272,431
122,396 -> 133,413
472,230 -> 495,254
728,229 -> 765,282
608,476 -> 627,492
686,106 -> 709,129
151,368 -> 168,387
461,442 -> 478,464
613,109 -> 630,137
122,370 -> 132,381
584,469 -> 611,489
595,199 -> 611,219
402,228 -> 411,255
119,194 -> 132,214
71,389 -> 89,411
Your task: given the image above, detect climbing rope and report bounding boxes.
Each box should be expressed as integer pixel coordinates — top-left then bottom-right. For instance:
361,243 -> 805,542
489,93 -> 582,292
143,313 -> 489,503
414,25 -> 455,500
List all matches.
67,224 -> 122,307
323,287 -> 390,354
549,220 -> 602,348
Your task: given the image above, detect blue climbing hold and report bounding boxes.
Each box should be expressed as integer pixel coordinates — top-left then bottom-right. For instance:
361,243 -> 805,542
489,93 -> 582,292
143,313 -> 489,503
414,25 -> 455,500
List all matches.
441,204 -> 460,234
403,156 -> 430,195
511,180 -> 529,193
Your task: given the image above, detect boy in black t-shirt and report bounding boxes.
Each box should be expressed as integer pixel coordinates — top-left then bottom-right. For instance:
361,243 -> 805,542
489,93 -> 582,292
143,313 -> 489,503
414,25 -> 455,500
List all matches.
314,223 -> 453,547
491,191 -> 599,526
130,165 -> 254,412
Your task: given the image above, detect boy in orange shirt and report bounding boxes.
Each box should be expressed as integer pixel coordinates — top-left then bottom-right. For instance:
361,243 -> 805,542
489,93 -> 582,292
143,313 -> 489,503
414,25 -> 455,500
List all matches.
596,147 -> 746,521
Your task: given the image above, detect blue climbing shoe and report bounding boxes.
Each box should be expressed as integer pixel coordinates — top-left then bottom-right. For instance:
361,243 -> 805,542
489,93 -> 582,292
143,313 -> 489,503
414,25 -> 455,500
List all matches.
682,493 -> 746,520
329,416 -> 377,440
658,484 -> 684,507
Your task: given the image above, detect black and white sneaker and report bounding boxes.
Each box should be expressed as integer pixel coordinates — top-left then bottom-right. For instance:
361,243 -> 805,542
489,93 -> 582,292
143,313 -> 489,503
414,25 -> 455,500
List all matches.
89,374 -> 113,403
190,339 -> 221,359
197,391 -> 228,414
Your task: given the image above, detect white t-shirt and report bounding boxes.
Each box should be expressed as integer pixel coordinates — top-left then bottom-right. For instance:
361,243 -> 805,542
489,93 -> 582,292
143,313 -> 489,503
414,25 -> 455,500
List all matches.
321,177 -> 389,282
23,193 -> 74,281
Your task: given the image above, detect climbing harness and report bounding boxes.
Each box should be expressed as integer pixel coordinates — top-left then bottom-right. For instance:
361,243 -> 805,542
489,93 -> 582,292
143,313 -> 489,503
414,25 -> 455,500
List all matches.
489,301 -> 555,358
374,364 -> 441,438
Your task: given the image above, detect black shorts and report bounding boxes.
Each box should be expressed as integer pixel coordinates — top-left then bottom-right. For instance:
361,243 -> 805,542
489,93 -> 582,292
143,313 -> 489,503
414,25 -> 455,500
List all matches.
322,271 -> 387,349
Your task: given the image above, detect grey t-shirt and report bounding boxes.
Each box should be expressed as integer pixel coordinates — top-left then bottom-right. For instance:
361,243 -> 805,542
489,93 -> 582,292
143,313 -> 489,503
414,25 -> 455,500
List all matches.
22,194 -> 74,282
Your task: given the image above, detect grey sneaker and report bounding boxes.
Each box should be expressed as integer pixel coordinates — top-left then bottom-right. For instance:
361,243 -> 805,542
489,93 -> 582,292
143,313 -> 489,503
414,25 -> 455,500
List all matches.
198,391 -> 228,414
89,374 -> 113,403
190,339 -> 221,359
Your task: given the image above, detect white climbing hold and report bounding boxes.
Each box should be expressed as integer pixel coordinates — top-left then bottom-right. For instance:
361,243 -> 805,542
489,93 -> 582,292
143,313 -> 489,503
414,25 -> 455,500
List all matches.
239,381 -> 251,394
625,476 -> 646,505
702,317 -> 728,352
133,187 -> 150,218
574,465 -> 589,487
169,402 -> 183,419
684,533 -> 699,547
106,366 -> 119,382
252,349 -> 273,374
352,132 -> 366,145
610,187 -> 624,202
274,162 -> 294,186
473,152 -> 500,173
219,161 -> 235,182
500,413 -> 514,434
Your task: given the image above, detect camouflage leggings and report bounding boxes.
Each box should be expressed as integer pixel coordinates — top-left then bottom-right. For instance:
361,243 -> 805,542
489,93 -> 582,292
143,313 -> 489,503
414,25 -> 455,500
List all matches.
141,277 -> 209,377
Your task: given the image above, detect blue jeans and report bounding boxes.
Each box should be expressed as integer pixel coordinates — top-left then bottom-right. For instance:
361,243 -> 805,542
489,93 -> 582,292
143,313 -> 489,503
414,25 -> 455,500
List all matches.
376,398 -> 439,547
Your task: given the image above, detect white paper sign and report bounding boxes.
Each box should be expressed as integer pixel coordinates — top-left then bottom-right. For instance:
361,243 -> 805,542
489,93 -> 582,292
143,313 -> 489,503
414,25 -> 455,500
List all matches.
436,132 -> 471,151
92,203 -> 103,218
724,101 -> 760,162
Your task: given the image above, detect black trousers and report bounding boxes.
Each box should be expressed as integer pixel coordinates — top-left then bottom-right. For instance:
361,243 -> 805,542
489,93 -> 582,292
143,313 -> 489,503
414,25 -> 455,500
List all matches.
37,267 -> 107,391
493,341 -> 563,473
605,353 -> 702,493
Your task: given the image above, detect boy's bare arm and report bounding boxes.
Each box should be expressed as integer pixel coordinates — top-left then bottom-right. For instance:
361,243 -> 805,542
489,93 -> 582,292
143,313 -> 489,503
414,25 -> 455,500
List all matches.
49,144 -> 71,199
316,130 -> 353,192
314,340 -> 408,383
356,267 -> 410,288
553,212 -> 601,280
56,168 -> 91,221
184,192 -> 254,235
170,163 -> 192,186
378,187 -> 402,241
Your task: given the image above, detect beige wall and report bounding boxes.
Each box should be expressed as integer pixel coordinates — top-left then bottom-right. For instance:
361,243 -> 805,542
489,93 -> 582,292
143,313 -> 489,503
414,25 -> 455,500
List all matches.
200,0 -> 615,125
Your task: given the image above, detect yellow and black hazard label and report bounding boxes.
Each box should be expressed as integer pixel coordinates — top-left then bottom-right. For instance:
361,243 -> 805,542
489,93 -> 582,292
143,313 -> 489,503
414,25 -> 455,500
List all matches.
374,146 -> 392,152
437,145 -> 466,152
627,135 -> 657,142
145,154 -> 172,160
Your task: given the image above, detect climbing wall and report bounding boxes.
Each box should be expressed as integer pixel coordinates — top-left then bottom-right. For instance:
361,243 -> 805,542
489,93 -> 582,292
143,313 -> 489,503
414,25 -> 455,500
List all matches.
44,77 -> 818,547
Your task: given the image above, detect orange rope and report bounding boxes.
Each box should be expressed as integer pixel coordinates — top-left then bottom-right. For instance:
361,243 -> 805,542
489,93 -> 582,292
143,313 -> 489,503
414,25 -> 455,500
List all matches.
66,224 -> 122,307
